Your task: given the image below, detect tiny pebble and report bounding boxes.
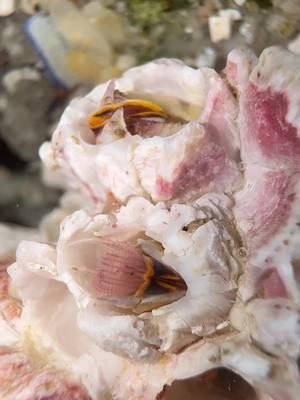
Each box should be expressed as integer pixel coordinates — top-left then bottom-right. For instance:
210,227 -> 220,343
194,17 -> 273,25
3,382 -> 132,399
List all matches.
0,0 -> 15,16
2,68 -> 40,93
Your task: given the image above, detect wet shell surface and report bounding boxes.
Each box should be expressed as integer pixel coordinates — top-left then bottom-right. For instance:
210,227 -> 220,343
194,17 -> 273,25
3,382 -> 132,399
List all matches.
2,46 -> 300,399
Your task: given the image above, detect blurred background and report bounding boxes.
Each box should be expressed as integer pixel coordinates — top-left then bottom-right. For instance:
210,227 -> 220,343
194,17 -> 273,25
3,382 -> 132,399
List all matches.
0,0 -> 300,227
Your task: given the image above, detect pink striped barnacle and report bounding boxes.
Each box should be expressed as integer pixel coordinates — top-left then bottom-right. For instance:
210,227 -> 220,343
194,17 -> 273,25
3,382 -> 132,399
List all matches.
66,240 -> 187,313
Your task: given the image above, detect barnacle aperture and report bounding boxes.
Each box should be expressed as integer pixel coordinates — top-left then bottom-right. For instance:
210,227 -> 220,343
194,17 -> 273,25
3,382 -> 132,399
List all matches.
89,99 -> 169,130
69,239 -> 187,312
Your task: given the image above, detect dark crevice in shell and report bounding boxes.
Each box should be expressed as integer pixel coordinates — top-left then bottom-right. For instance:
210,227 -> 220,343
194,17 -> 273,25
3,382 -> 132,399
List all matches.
157,367 -> 259,400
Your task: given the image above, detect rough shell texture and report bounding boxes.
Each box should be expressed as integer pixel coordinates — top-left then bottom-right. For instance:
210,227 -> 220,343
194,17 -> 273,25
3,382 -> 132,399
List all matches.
2,46 -> 300,400
40,59 -> 241,207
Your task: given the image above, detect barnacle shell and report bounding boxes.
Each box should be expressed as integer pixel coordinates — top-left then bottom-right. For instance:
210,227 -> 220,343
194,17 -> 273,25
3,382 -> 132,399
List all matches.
47,194 -> 238,358
3,46 -> 300,400
40,59 -> 241,207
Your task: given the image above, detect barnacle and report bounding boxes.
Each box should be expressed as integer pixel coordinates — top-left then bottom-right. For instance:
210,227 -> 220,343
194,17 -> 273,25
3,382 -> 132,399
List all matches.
2,46 -> 300,399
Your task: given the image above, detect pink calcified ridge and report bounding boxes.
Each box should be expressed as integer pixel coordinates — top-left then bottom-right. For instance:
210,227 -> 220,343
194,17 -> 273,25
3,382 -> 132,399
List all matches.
234,167 -> 296,253
243,85 -> 300,166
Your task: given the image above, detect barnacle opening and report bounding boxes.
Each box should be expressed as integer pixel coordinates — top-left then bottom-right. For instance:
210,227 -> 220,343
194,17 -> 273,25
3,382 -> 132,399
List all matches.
63,237 -> 187,313
88,90 -> 185,140
157,368 -> 258,400
89,98 -> 169,129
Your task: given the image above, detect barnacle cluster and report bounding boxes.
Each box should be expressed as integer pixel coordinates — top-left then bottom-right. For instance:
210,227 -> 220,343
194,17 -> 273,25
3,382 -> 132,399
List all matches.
1,45 -> 300,400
